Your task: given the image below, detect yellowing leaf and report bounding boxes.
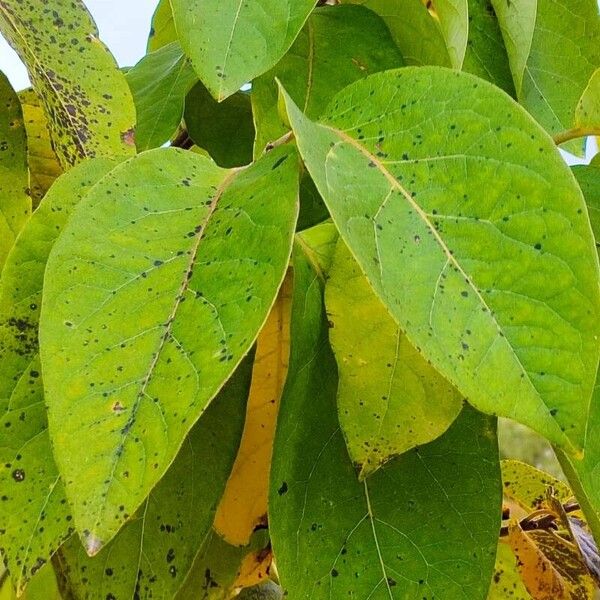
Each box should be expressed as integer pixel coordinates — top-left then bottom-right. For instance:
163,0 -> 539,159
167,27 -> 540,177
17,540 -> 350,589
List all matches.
18,89 -> 63,207
214,275 -> 293,546
502,459 -> 573,512
507,520 -> 596,600
488,541 -> 532,599
507,521 -> 568,600
233,545 -> 273,591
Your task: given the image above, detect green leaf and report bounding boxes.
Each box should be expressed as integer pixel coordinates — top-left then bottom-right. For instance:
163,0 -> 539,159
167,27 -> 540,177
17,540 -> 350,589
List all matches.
343,0 -> 451,67
0,158 -> 118,593
39,146 -> 299,552
576,68 -> 600,130
296,221 -> 339,275
0,71 -> 29,271
54,355 -> 253,600
281,67 -> 600,453
270,244 -> 501,599
147,0 -> 178,52
556,158 -> 600,544
171,0 -> 315,100
462,0 -> 515,94
326,240 -> 463,477
489,0 -> 536,96
433,0 -> 469,69
18,89 -> 63,208
252,4 -> 404,156
492,0 -> 600,146
126,42 -> 197,151
0,0 -> 136,167
174,529 -> 270,600
185,83 -> 254,168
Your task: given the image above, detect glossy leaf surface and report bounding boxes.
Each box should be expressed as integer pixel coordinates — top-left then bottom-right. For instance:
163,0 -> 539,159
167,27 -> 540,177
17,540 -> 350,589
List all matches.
326,240 -> 463,476
39,146 -> 299,552
270,245 -> 501,599
282,67 -> 600,452
171,0 -> 315,100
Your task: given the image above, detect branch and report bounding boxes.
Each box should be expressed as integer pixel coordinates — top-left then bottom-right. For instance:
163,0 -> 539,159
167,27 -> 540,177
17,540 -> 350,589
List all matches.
553,126 -> 600,146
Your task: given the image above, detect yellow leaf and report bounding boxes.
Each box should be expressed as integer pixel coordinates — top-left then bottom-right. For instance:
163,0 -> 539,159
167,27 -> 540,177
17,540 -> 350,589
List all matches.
233,545 -> 273,591
507,520 -> 595,600
214,274 -> 293,545
18,89 -> 63,207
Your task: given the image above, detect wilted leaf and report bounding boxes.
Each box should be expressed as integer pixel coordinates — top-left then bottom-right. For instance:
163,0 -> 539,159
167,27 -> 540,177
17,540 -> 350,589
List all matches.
0,71 -> 29,271
326,239 -> 463,476
171,0 -> 315,100
126,42 -> 197,151
54,356 -> 253,600
214,275 -> 293,546
39,146 -> 299,552
269,244 -> 501,599
252,4 -> 403,156
0,159 -> 117,593
147,0 -> 178,52
18,89 -> 63,207
281,67 -> 600,453
0,0 -> 136,166
185,83 -> 255,168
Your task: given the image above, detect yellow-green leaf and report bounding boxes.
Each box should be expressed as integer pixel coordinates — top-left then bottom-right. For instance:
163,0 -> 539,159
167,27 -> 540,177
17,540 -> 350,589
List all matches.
326,239 -> 463,476
0,0 -> 136,166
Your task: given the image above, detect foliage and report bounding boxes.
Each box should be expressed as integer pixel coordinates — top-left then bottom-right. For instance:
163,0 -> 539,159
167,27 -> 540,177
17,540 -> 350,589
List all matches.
0,0 -> 599,598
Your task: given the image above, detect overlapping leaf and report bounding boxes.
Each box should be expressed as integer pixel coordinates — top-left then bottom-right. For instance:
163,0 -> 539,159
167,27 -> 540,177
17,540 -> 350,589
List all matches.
0,72 -> 29,271
18,89 -> 63,207
54,357 -> 253,600
0,0 -> 136,166
492,0 -> 600,149
269,244 -> 501,599
170,0 -> 315,100
281,67 -> 600,453
185,83 -> 255,168
126,42 -> 197,151
147,0 -> 177,52
215,276 -> 292,546
252,4 -> 403,155
326,240 -> 463,476
39,146 -> 299,552
0,158 -> 116,593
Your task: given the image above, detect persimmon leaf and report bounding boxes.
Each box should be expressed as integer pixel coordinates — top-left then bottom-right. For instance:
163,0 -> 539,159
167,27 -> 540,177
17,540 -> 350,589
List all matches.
0,158 -> 118,593
39,146 -> 299,552
269,244 -> 501,599
326,239 -> 463,477
214,274 -> 292,546
147,0 -> 177,52
171,0 -> 315,100
126,42 -> 197,151
281,67 -> 600,453
0,0 -> 136,166
0,71 -> 29,272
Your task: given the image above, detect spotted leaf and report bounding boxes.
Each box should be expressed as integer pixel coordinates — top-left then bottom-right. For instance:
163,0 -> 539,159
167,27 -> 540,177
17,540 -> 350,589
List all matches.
39,146 -> 299,552
326,239 -> 463,477
269,244 -> 501,599
281,67 -> 600,453
0,0 -> 136,166
170,0 -> 315,100
0,158 -> 118,593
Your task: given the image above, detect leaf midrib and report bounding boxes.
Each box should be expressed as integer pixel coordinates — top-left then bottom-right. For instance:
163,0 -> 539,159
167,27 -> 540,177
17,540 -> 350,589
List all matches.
90,166 -> 244,541
0,4 -> 92,160
322,123 -> 563,443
